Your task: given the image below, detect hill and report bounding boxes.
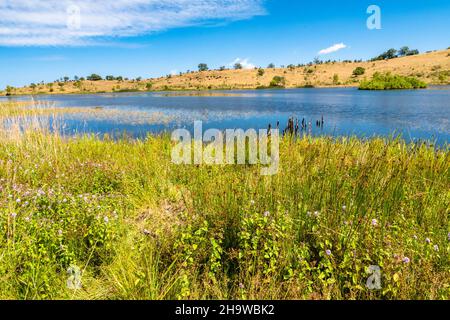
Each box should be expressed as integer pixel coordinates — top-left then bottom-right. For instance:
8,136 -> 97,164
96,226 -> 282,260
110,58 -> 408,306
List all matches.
2,48 -> 449,96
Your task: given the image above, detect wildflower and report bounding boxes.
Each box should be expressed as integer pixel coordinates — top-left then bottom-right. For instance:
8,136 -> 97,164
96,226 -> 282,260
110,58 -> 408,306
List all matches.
433,245 -> 439,252
58,230 -> 63,236
447,232 -> 450,241
11,213 -> 17,219
16,198 -> 21,203
250,200 -> 255,206
402,257 -> 410,264
413,235 -> 418,240
307,211 -> 312,217
371,219 -> 378,227
25,216 -> 30,222
314,211 -> 320,217
325,249 -> 332,256
239,283 -> 244,289
263,211 -> 270,217
342,205 -> 347,211
425,238 -> 431,244
143,229 -> 151,236
104,216 -> 109,224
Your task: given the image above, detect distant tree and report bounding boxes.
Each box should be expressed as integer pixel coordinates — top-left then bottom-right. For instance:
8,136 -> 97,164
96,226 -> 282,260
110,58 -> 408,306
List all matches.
146,82 -> 153,90
116,76 -> 123,81
79,77 -> 85,81
353,67 -> 366,76
74,76 -> 79,81
313,57 -> 322,65
372,48 -> 398,61
219,66 -> 226,71
87,74 -> 103,81
136,77 -> 142,82
198,63 -> 209,72
63,76 -> 69,82
234,63 -> 243,70
106,75 -> 115,81
257,68 -> 265,76
398,46 -> 410,56
406,49 -> 419,56
398,46 -> 419,57
5,85 -> 14,95
268,63 -> 275,68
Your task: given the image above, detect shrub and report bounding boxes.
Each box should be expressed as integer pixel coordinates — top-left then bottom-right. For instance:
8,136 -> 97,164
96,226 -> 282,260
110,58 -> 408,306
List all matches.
353,67 -> 366,76
257,68 -> 265,77
270,76 -> 286,88
333,74 -> 340,85
359,72 -> 427,90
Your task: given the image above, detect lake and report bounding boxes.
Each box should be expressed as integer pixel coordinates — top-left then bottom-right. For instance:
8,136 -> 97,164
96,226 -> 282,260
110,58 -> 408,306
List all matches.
2,87 -> 449,145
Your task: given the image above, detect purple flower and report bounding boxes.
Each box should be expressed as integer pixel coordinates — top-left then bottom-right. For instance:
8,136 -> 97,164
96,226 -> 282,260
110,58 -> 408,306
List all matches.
11,213 -> 17,219
402,257 -> 410,264
425,238 -> 431,244
263,211 -> 270,217
371,219 -> 378,227
239,283 -> 244,289
325,249 -> 332,256
447,232 -> 450,242
433,245 -> 439,252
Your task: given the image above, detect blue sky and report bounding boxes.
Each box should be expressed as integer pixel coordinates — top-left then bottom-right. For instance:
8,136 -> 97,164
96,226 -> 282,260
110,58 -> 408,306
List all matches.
0,0 -> 449,89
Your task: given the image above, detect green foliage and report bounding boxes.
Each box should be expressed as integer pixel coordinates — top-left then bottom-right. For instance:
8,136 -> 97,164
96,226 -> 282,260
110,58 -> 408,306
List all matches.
333,74 -> 340,85
198,63 -> 209,72
353,67 -> 366,76
234,63 -> 243,70
87,74 -> 103,81
0,115 -> 448,300
257,68 -> 265,77
270,76 -> 286,88
359,72 -> 427,90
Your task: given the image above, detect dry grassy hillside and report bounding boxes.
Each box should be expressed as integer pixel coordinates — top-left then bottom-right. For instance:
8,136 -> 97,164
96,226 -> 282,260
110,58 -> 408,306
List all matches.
3,48 -> 450,96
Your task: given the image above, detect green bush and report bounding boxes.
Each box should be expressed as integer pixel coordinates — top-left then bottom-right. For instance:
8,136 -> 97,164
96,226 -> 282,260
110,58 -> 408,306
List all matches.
359,72 -> 427,90
353,67 -> 366,76
270,76 -> 286,88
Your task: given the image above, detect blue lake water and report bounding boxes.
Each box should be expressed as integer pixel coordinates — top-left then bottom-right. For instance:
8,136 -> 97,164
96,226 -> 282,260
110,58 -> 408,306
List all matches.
2,87 -> 449,144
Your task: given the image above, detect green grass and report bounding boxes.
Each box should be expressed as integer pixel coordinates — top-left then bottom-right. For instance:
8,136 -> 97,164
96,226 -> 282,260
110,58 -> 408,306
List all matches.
360,72 -> 428,90
0,105 -> 448,300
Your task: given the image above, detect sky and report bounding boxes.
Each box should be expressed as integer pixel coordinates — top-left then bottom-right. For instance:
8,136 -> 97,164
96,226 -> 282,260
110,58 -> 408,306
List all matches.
0,0 -> 449,89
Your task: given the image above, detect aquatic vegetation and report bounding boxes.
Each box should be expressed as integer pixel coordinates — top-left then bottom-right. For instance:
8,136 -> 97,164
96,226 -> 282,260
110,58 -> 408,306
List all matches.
0,111 -> 448,300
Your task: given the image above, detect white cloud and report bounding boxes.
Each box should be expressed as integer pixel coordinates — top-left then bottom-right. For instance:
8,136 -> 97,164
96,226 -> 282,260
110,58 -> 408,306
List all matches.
229,58 -> 255,69
0,0 -> 265,46
318,43 -> 347,55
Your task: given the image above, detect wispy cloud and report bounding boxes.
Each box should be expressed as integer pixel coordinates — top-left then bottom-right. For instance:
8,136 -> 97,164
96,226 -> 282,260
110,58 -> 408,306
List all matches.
318,43 -> 347,55
30,55 -> 67,62
0,0 -> 266,46
229,58 -> 255,69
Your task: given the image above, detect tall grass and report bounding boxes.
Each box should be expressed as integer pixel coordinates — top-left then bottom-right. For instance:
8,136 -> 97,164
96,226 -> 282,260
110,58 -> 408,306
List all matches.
0,102 -> 448,300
